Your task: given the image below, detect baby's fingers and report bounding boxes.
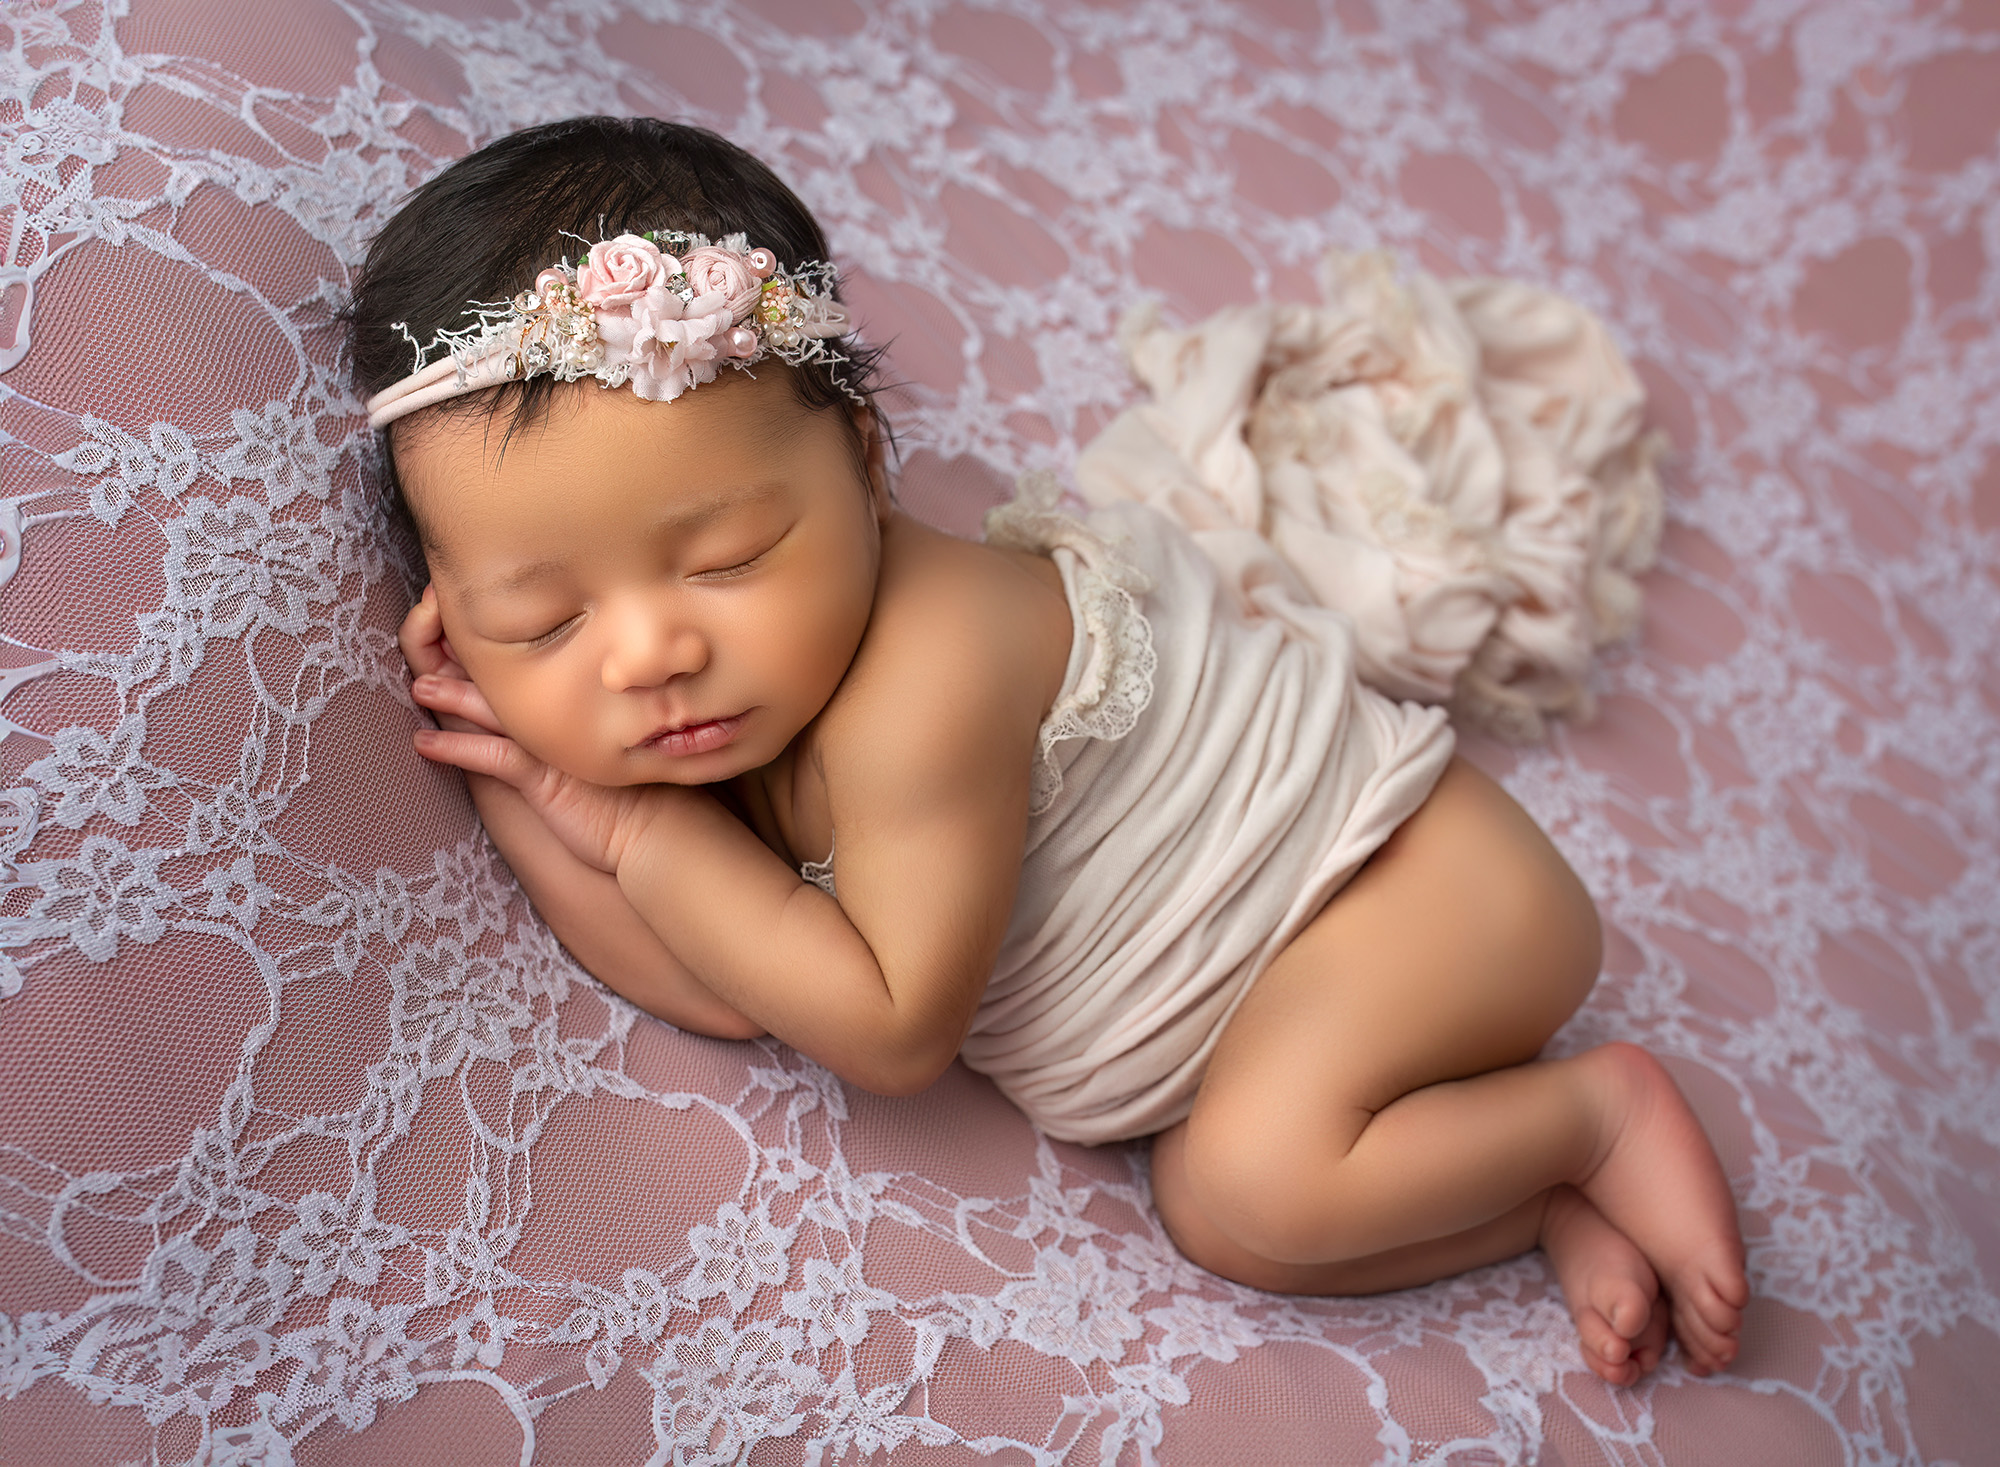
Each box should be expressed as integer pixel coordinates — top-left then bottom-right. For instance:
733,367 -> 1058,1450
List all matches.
413,726 -> 542,787
412,673 -> 506,736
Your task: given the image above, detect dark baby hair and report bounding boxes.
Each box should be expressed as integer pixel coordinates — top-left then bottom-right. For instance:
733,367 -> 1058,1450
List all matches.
346,116 -> 886,470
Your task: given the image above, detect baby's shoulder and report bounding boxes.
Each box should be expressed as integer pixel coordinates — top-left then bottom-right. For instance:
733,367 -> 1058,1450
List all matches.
820,514 -> 1071,785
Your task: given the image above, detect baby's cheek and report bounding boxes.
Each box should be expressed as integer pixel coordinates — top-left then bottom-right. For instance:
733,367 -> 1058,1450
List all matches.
514,719 -> 611,783
473,671 -> 571,759
765,608 -> 850,712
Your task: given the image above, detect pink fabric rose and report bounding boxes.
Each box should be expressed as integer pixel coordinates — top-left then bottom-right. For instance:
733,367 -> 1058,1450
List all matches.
678,246 -> 763,323
569,242 -> 769,400
576,233 -> 675,311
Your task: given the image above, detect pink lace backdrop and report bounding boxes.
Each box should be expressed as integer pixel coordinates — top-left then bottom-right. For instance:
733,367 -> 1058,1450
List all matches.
2,1 -> 1996,1463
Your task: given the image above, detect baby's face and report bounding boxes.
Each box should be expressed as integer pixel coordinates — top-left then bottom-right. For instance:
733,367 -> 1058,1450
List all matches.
396,368 -> 887,786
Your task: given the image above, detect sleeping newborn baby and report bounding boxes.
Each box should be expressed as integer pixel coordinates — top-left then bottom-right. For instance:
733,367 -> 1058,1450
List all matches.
349,114 -> 1748,1386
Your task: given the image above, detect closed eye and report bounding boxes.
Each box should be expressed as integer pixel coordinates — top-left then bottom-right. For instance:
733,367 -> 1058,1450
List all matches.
692,549 -> 770,582
524,615 -> 582,648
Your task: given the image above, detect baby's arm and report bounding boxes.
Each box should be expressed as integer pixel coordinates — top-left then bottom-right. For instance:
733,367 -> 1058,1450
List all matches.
469,778 -> 764,1039
400,588 -> 763,1040
615,678 -> 1031,1093
411,571 -> 1042,1097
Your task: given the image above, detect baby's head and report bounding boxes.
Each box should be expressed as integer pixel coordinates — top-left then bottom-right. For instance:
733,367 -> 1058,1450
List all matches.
348,118 -> 889,787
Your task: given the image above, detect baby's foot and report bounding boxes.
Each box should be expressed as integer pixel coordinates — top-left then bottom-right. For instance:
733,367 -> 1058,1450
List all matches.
1574,1044 -> 1749,1375
1540,1185 -> 1667,1386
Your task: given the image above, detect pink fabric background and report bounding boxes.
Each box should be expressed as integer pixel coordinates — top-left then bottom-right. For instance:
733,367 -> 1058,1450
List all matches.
1,1 -> 1996,1462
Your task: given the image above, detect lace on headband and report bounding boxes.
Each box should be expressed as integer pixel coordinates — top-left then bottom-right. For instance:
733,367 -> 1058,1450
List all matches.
365,229 -> 854,429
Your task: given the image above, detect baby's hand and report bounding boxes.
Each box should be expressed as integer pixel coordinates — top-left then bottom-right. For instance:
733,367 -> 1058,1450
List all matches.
400,585 -> 676,877
399,584 -> 503,737
410,719 -> 673,876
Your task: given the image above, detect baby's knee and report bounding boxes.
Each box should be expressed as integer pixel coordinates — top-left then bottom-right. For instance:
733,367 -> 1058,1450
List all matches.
1152,1126 -> 1303,1286
1172,1115 -> 1347,1265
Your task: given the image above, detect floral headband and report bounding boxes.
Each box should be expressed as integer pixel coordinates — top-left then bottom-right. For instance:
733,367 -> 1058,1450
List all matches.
365,230 -> 853,429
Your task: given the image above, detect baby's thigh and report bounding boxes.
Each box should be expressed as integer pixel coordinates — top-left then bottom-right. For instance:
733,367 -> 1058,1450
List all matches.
1193,757 -> 1603,1141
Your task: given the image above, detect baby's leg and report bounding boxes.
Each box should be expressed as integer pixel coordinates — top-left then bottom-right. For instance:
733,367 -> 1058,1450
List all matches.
1151,759 -> 1746,1377
1151,1156 -> 1671,1385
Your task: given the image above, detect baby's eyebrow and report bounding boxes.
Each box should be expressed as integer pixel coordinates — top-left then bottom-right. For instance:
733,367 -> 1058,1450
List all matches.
461,558 -> 568,604
654,483 -> 783,530
652,495 -> 743,533
628,483 -> 789,546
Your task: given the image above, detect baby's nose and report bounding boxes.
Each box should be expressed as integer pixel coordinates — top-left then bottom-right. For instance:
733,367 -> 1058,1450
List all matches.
600,607 -> 706,691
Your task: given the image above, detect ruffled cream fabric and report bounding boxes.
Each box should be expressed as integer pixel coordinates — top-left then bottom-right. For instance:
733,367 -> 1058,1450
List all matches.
967,479 -> 1455,1144
1075,252 -> 1664,740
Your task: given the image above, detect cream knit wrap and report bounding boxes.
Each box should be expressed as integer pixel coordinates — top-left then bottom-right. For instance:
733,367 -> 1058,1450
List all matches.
961,253 -> 1660,1143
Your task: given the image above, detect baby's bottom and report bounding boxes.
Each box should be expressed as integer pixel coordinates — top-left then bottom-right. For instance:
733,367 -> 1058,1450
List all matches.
1149,758 -> 1748,1385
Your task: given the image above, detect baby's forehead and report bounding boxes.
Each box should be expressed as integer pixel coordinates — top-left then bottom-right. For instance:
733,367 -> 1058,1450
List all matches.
387,417 -> 486,559
402,429 -> 806,568
390,367 -> 853,557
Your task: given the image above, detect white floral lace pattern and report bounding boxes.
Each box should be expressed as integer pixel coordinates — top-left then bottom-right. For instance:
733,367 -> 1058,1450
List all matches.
0,1 -> 1996,1463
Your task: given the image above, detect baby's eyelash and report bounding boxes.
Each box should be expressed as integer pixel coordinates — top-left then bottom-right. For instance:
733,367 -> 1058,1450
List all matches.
513,550 -> 768,645
694,552 -> 766,581
526,616 -> 580,648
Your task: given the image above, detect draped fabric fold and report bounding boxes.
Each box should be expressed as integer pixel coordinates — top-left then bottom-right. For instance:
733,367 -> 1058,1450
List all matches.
971,486 -> 1456,1144
1074,251 -> 1665,741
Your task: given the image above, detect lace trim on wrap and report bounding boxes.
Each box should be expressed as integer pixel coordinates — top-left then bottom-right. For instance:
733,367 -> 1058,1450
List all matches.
793,476 -> 1156,888
984,472 -> 1159,815
799,842 -> 836,896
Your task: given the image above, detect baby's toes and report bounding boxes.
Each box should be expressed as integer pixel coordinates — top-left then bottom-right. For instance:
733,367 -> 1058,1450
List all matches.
1679,1274 -> 1744,1353
1671,1296 -> 1739,1374
1574,1310 -> 1641,1387
1689,1270 -> 1747,1338
1628,1308 -> 1672,1379
1717,1269 -> 1751,1311
1593,1273 -> 1656,1345
1591,1355 -> 1642,1389
1576,1307 -> 1632,1367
